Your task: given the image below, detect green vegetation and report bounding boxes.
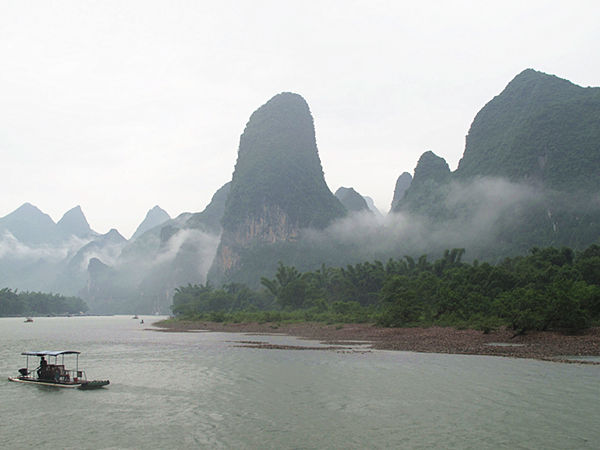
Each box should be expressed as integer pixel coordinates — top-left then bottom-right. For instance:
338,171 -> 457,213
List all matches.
172,244 -> 600,334
0,288 -> 88,316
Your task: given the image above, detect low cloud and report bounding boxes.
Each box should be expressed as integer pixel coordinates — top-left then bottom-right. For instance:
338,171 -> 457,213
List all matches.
0,231 -> 92,262
302,177 -> 566,264
107,227 -> 221,291
151,228 -> 221,282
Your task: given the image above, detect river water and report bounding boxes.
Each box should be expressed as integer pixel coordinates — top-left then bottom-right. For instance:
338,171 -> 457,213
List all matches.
1,316 -> 598,449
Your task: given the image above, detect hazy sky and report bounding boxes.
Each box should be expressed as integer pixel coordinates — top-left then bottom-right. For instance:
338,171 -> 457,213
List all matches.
1,0 -> 598,238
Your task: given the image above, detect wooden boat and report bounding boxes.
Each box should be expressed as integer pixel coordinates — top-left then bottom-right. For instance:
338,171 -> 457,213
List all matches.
24,317 -> 33,323
8,351 -> 109,389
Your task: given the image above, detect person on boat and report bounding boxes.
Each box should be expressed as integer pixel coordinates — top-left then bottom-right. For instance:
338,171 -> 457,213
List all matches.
38,356 -> 48,379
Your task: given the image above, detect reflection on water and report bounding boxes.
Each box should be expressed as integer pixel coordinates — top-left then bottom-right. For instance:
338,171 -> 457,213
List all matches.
1,316 -> 599,449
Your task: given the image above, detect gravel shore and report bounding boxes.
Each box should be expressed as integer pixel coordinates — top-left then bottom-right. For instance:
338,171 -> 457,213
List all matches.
153,320 -> 600,364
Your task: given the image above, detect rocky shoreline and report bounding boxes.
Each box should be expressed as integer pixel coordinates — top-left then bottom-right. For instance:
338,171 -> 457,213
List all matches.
152,320 -> 600,364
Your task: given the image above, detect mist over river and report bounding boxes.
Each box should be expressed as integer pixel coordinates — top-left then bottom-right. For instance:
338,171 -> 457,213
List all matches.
1,316 -> 598,449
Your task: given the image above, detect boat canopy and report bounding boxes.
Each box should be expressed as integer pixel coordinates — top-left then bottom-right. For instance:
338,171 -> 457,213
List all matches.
21,351 -> 81,357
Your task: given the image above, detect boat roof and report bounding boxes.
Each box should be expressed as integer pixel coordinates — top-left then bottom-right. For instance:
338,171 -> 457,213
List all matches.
21,351 -> 80,357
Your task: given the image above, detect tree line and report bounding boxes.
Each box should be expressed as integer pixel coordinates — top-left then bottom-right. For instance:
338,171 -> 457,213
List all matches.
0,288 -> 88,316
171,245 -> 600,333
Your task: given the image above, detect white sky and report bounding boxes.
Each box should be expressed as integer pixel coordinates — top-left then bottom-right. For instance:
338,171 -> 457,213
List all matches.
1,0 -> 599,238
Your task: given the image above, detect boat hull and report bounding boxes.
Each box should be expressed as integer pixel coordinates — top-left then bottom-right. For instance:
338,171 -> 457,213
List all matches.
79,380 -> 110,389
8,376 -> 81,388
8,376 -> 109,389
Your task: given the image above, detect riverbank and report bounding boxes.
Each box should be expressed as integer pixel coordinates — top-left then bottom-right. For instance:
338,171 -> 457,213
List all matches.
153,319 -> 600,364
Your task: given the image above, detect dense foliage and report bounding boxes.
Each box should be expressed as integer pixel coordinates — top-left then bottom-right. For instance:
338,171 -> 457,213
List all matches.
173,245 -> 600,333
0,288 -> 88,316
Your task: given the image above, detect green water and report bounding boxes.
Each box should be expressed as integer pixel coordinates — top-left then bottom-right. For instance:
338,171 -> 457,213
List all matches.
1,316 -> 598,449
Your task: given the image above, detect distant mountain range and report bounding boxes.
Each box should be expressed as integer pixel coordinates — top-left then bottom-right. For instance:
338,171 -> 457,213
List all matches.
2,69 -> 599,312
0,203 -> 95,245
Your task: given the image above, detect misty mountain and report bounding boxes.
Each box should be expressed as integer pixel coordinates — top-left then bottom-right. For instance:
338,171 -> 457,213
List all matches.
3,69 -> 599,311
210,92 -> 346,284
455,69 -> 600,192
81,183 -> 229,314
56,205 -> 95,240
335,187 -> 371,212
56,206 -> 97,239
131,206 -> 171,241
83,257 -> 135,315
393,151 -> 451,217
395,69 -> 600,258
0,203 -> 97,246
0,203 -> 59,245
390,172 -> 412,211
185,181 -> 231,234
46,228 -> 128,298
363,196 -> 383,216
68,228 -> 127,271
0,204 -> 99,295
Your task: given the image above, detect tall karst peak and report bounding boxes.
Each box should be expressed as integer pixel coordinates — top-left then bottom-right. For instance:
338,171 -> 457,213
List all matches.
456,69 -> 600,190
131,205 -> 171,240
57,205 -> 93,238
222,91 -> 345,231
412,151 -> 451,185
212,92 -> 346,282
394,151 -> 451,216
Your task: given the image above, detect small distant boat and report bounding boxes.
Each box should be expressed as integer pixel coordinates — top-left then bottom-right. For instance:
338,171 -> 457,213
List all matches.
8,351 -> 109,389
24,317 -> 33,323
132,315 -> 139,319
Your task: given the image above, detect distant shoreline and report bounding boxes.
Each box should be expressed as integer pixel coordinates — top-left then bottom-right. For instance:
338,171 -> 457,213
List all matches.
152,320 -> 600,364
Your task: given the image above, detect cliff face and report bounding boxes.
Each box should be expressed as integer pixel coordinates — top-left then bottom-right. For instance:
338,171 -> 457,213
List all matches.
214,204 -> 300,274
211,92 -> 346,282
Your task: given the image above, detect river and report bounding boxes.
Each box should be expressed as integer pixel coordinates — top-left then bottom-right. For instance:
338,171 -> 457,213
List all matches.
1,316 -> 598,449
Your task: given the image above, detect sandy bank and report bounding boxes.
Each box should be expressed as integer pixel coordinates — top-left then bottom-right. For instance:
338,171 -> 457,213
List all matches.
152,320 -> 600,364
